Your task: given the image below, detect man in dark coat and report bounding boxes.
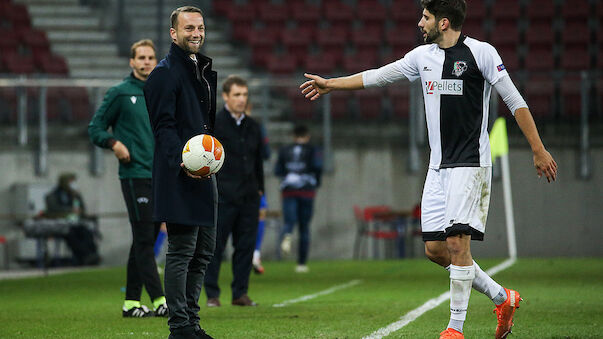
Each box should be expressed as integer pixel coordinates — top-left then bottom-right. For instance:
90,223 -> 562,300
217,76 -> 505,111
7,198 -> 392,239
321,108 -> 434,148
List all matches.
204,75 -> 264,307
143,6 -> 216,339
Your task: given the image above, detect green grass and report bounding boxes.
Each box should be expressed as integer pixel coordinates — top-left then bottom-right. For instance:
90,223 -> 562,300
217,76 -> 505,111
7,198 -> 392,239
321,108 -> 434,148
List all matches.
1,258 -> 602,338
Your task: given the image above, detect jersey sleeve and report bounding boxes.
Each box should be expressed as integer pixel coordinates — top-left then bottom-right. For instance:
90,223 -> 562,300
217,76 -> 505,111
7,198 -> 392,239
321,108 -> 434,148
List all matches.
87,86 -> 120,149
362,47 -> 421,87
475,42 -> 508,85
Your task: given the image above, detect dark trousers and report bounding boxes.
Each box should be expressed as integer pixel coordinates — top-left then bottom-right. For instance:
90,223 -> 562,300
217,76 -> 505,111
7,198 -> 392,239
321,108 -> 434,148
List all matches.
165,223 -> 216,330
281,196 -> 314,265
120,179 -> 164,302
204,195 -> 259,300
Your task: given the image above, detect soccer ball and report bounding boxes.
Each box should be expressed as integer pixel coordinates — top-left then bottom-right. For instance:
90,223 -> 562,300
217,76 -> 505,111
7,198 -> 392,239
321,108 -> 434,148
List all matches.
182,134 -> 225,176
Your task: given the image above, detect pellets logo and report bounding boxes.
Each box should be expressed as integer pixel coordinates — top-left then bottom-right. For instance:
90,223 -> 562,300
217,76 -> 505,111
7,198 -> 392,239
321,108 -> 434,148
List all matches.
424,80 -> 463,95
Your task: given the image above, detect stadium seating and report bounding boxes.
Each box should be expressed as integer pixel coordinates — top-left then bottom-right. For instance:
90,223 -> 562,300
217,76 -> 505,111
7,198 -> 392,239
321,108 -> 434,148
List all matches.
390,1 -> 420,25
323,1 -> 354,31
355,89 -> 384,120
491,0 -> 521,24
304,53 -> 337,75
524,74 -> 555,119
287,88 -> 316,120
387,86 -> 410,119
289,2 -> 321,27
559,74 -> 585,118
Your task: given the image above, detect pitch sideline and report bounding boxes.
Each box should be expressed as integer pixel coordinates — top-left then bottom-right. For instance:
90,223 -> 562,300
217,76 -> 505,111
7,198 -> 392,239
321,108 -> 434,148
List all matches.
272,279 -> 362,308
362,258 -> 517,339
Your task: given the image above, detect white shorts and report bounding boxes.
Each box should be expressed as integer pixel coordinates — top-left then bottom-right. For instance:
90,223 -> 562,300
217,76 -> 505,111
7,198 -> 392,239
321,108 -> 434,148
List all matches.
421,167 -> 491,242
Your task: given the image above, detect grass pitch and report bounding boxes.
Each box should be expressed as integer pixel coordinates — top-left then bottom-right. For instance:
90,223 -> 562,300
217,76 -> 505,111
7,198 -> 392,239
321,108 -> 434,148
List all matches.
0,258 -> 601,338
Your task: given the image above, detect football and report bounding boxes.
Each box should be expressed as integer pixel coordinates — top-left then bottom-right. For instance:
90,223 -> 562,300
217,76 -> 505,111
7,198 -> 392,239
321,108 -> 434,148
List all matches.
182,134 -> 225,176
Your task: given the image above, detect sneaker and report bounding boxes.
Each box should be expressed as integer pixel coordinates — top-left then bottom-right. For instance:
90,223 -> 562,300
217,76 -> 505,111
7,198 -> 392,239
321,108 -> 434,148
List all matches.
295,264 -> 309,273
439,328 -> 464,339
252,257 -> 265,274
206,298 -> 221,307
154,303 -> 168,317
122,305 -> 153,318
280,234 -> 292,255
494,288 -> 522,339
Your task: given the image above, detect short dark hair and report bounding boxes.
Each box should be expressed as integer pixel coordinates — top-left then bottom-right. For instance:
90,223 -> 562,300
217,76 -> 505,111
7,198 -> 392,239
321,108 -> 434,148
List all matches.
170,6 -> 203,29
293,125 -> 309,138
420,0 -> 466,30
222,75 -> 248,94
130,39 -> 155,59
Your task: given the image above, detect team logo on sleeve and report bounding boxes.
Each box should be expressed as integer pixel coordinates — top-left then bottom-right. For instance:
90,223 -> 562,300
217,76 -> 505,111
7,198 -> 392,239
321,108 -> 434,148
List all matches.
497,64 -> 506,72
452,61 -> 468,77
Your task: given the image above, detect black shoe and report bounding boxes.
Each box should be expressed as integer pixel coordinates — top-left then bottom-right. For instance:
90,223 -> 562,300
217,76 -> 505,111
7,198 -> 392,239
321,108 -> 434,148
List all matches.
195,327 -> 214,339
154,303 -> 168,317
168,325 -> 197,339
122,305 -> 153,318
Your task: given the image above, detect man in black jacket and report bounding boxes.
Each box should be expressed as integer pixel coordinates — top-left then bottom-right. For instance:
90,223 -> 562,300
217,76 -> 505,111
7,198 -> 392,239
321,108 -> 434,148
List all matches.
144,6 -> 216,339
204,75 -> 264,307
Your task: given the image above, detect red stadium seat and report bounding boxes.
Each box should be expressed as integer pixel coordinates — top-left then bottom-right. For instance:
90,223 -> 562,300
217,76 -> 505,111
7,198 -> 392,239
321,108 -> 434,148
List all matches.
559,74 -> 584,118
287,88 -> 316,120
525,22 -> 555,50
386,85 -> 410,119
289,2 -> 321,27
524,50 -> 554,72
463,20 -> 486,41
266,54 -> 297,75
304,53 -> 337,75
2,3 -> 31,28
226,4 -> 255,28
356,0 -> 387,28
561,0 -> 591,24
525,0 -> 557,23
561,22 -> 591,48
212,0 -> 232,17
497,46 -> 520,73
20,28 -> 51,54
343,51 -> 379,73
560,49 -> 591,71
0,28 -> 20,55
3,52 -> 36,74
323,2 -> 354,29
316,27 -> 348,62
490,22 -> 520,49
355,89 -> 384,120
35,53 -> 69,75
351,26 -> 383,49
491,0 -> 521,23
62,87 -> 90,122
281,27 -> 313,66
390,1 -> 420,24
385,25 -> 420,52
329,91 -> 352,120
524,74 -> 555,118
258,3 -> 288,30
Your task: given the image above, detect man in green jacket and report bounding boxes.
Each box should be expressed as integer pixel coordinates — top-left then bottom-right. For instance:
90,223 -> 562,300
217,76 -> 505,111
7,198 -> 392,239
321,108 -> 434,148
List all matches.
88,39 -> 167,318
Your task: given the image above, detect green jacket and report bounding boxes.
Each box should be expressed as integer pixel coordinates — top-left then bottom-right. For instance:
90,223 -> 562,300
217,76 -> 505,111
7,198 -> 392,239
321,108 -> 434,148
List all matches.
88,74 -> 154,179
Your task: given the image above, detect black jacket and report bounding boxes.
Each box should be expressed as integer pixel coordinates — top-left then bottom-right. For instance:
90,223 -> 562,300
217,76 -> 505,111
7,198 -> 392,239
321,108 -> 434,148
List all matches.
214,107 -> 264,203
144,43 -> 218,226
275,143 -> 322,192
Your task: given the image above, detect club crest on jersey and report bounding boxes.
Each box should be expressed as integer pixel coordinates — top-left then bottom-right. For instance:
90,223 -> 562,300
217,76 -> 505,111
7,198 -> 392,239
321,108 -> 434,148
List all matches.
452,61 -> 468,77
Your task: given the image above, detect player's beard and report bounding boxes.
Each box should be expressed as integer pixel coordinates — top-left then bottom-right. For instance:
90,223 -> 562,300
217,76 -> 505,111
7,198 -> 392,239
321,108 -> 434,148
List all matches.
178,36 -> 204,54
424,26 -> 441,44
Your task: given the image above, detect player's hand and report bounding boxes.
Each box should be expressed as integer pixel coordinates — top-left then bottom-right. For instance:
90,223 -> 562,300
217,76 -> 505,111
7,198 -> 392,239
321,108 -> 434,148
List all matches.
112,141 -> 130,163
180,163 -> 211,180
300,73 -> 330,100
533,148 -> 557,183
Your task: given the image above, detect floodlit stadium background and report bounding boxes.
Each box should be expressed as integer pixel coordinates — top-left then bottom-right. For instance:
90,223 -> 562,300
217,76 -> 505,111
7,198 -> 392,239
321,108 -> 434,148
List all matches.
0,0 -> 601,268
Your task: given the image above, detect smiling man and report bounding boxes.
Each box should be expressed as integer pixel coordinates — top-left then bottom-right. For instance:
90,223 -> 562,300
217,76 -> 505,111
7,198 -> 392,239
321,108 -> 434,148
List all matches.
300,0 -> 557,338
144,6 -> 217,339
88,39 -> 168,319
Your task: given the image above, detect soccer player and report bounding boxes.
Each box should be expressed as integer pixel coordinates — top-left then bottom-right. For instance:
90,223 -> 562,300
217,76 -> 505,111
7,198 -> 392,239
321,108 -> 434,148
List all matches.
300,0 -> 557,338
88,39 -> 167,318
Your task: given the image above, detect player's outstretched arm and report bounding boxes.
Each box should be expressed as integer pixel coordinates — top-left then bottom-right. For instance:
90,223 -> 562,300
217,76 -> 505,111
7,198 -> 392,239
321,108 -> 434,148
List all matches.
300,73 -> 364,101
514,108 -> 558,183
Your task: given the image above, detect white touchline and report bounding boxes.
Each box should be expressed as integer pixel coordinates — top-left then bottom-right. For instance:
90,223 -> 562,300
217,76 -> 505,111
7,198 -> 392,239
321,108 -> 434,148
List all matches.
273,279 -> 362,308
362,258 -> 517,339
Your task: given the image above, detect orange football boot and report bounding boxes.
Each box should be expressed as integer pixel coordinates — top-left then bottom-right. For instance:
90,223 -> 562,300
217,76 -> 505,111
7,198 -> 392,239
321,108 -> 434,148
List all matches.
494,288 -> 523,339
439,328 -> 464,339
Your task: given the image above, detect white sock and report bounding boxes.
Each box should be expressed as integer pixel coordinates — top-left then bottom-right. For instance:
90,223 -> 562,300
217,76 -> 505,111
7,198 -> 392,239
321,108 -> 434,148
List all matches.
253,250 -> 260,262
448,264 -> 475,333
446,261 -> 507,305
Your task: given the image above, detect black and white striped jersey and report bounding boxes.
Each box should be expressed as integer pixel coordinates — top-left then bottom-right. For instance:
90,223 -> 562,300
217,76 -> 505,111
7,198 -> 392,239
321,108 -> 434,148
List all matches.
363,35 -> 509,169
